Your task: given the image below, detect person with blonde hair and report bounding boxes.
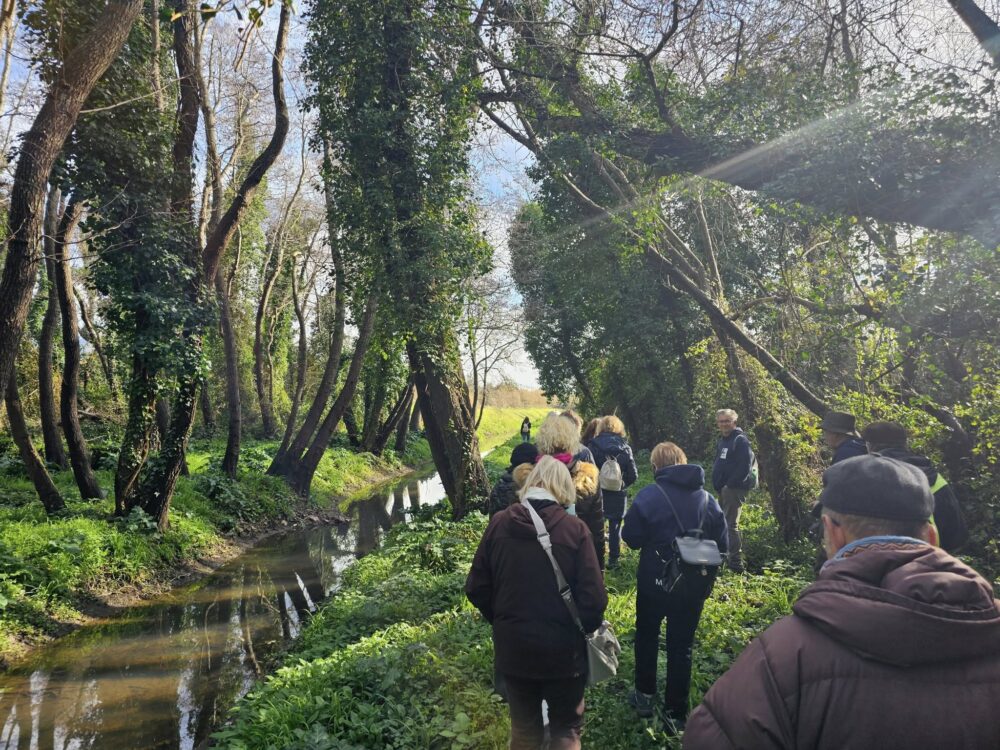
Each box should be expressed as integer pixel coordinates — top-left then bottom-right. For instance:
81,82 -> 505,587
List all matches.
560,409 -> 596,463
589,415 -> 638,570
536,413 -> 605,568
466,456 -> 608,749
623,442 -> 727,731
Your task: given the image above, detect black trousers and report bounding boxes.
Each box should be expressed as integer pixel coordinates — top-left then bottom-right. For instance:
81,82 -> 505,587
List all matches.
504,673 -> 586,750
607,516 -> 623,562
633,585 -> 706,717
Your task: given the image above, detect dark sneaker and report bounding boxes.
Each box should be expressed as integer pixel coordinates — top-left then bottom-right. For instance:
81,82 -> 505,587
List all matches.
628,689 -> 655,718
662,711 -> 687,736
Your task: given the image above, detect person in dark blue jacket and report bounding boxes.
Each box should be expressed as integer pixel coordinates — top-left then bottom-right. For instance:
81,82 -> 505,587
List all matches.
622,442 -> 727,729
821,410 -> 867,464
710,409 -> 753,572
588,415 -> 638,570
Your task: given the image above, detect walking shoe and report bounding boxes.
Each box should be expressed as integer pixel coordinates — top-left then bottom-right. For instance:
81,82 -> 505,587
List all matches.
662,711 -> 687,736
627,689 -> 655,718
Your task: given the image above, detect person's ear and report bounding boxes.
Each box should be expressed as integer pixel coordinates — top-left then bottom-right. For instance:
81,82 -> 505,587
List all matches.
822,514 -> 847,558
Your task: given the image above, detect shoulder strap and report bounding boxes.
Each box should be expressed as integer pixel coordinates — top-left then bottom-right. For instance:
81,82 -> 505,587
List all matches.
654,483 -> 709,534
520,499 -> 586,635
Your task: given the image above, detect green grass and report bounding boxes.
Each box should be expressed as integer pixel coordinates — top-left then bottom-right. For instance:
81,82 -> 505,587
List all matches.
0,408 -> 540,665
214,455 -> 813,749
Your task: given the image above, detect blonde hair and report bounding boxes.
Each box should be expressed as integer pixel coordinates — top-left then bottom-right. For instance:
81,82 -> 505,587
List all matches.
716,409 -> 738,421
536,413 -> 579,455
560,409 -> 583,430
520,456 -> 576,507
651,442 -> 687,470
512,462 -> 534,488
599,415 -> 626,437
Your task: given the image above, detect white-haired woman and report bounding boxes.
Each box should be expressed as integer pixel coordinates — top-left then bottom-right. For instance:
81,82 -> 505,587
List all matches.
535,413 -> 605,569
466,456 -> 608,749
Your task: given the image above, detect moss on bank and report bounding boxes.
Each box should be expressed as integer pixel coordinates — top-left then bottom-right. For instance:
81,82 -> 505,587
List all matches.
214,435 -> 812,749
0,407 -> 549,666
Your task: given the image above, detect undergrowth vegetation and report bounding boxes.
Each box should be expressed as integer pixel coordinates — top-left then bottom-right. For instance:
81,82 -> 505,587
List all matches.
0,407 -> 546,666
215,436 -> 814,749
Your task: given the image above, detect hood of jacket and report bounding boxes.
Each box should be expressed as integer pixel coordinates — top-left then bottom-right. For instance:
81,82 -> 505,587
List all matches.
591,432 -> 627,455
794,544 -> 1000,667
654,463 -> 706,491
876,447 -> 939,485
504,499 -> 574,540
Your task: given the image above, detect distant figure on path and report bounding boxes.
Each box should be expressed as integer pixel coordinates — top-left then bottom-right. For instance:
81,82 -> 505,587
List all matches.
466,457 -> 608,750
588,415 -> 638,570
711,409 -> 754,573
520,416 -> 532,443
684,454 -> 1000,750
622,442 -> 727,731
820,410 -> 867,464
862,421 -> 968,552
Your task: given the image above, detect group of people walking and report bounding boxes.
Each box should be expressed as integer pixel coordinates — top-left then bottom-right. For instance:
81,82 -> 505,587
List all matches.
466,408 -> 1000,749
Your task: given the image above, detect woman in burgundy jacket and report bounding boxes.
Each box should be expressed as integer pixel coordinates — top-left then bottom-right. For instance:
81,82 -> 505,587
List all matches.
465,456 -> 608,750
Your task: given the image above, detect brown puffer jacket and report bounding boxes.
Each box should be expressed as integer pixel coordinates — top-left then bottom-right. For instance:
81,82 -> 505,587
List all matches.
465,497 -> 607,680
684,543 -> 1000,750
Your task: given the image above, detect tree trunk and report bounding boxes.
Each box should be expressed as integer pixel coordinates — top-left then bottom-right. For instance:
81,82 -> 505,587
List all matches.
408,396 -> 422,431
253,240 -> 281,438
270,168 -> 348,474
5,377 -> 64,513
947,0 -> 1000,68
280,263 -> 311,456
407,330 -> 489,519
714,323 -> 803,541
369,379 -> 413,456
343,405 -> 362,447
115,356 -> 157,515
199,383 -> 215,432
394,386 -> 415,453
0,0 -> 143,400
287,289 -> 380,496
217,272 -> 241,479
76,286 -> 116,396
39,188 -> 68,468
54,198 -> 103,499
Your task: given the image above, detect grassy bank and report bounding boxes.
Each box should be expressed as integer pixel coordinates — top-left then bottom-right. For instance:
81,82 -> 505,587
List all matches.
214,437 -> 812,749
0,407 -> 548,666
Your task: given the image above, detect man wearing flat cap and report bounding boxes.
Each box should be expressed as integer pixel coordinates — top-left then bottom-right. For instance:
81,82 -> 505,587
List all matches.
820,410 -> 867,464
684,454 -> 1000,750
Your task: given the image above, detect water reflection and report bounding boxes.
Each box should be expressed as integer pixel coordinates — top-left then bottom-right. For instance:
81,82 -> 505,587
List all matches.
0,469 -> 446,750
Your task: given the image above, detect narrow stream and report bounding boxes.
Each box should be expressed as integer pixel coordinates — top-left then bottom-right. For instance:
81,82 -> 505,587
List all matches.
0,469 -> 448,750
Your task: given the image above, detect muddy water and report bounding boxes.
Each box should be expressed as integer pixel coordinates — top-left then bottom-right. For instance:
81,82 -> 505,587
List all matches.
0,470 -> 447,750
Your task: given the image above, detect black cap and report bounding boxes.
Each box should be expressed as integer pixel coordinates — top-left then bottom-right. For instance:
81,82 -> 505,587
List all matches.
820,410 -> 860,436
818,454 -> 933,522
510,442 -> 539,469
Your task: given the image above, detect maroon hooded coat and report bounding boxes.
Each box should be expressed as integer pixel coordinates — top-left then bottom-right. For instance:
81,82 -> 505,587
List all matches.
465,498 -> 608,680
684,544 -> 1000,749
